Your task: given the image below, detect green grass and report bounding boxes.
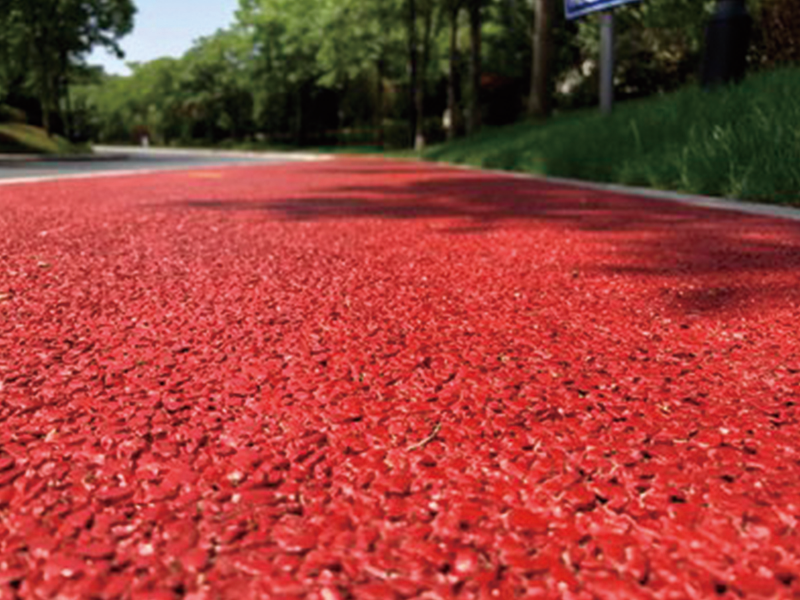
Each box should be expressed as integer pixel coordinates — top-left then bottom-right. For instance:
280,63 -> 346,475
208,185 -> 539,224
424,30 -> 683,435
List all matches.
0,123 -> 88,155
422,67 -> 800,205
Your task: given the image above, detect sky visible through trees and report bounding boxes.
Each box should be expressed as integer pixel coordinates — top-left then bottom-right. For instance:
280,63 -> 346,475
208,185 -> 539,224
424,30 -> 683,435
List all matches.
87,0 -> 240,76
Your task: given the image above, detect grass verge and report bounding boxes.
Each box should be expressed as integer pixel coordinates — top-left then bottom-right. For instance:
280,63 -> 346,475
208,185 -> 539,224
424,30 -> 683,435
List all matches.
0,123 -> 89,155
422,66 -> 800,205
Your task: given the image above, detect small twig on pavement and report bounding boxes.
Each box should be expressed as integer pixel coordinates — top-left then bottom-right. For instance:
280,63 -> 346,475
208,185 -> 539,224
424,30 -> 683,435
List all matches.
407,422 -> 442,452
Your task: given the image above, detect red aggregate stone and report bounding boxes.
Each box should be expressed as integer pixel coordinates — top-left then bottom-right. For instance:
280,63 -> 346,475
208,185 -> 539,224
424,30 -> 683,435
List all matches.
2,158 -> 800,598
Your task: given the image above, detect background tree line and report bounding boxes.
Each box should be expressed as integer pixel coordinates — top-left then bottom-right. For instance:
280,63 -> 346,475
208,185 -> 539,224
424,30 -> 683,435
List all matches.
1,0 -> 798,149
0,0 -> 136,137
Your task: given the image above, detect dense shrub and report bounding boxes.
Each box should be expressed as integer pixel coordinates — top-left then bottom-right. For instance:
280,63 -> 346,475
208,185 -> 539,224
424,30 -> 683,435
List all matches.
757,0 -> 800,66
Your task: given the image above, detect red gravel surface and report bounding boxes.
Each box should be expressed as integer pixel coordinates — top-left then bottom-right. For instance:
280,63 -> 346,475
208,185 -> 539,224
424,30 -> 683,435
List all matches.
2,159 -> 800,599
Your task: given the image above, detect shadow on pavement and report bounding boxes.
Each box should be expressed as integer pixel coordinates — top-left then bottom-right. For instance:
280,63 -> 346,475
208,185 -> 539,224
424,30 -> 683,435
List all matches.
159,165 -> 800,316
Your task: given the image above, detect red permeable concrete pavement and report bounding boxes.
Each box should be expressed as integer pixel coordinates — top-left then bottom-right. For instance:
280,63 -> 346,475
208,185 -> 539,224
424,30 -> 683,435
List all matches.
2,158 -> 800,600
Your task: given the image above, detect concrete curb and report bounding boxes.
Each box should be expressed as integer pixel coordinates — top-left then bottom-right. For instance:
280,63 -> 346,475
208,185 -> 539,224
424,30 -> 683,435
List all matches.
0,168 -> 177,186
442,161 -> 800,223
1,148 -> 332,164
0,161 -> 320,187
0,153 -> 115,163
93,145 -> 332,162
0,148 -> 333,186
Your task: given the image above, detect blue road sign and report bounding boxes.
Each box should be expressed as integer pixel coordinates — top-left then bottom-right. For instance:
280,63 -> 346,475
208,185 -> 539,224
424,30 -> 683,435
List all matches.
565,0 -> 641,20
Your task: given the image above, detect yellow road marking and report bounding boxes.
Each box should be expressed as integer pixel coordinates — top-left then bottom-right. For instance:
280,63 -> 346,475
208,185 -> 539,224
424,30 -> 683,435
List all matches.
187,172 -> 225,179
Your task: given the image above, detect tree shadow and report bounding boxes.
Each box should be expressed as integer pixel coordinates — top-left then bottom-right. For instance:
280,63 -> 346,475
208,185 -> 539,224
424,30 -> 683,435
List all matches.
159,165 -> 800,315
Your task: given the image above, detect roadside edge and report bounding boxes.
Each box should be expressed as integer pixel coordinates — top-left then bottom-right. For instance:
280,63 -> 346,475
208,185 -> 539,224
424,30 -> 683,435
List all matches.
442,161 -> 800,223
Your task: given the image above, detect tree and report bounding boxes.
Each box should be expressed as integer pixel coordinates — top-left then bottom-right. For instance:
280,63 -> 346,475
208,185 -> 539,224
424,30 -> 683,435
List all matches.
315,0 -> 404,147
0,0 -> 135,135
406,0 -> 440,150
529,0 -> 554,118
238,0 -> 328,144
407,0 -> 422,148
77,0 -> 774,150
444,0 -> 463,140
180,31 -> 254,142
465,0 -> 486,135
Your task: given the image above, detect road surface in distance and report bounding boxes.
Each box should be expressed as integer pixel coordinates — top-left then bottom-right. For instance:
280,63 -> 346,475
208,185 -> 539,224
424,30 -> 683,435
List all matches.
0,146 -> 305,182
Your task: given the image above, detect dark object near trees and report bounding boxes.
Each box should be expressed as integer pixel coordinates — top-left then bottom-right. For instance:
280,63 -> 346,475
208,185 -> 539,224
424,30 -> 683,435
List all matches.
757,0 -> 800,67
701,0 -> 752,88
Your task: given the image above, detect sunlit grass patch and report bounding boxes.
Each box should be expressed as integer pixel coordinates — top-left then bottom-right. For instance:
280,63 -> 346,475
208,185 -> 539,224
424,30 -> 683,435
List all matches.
0,123 -> 87,155
423,66 -> 800,205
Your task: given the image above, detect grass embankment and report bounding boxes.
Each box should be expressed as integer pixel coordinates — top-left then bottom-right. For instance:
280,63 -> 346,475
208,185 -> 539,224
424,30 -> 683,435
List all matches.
423,67 -> 800,204
0,122 -> 87,155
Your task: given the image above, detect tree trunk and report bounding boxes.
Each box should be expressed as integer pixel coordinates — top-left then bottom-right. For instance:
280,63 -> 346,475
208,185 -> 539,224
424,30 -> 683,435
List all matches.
60,50 -> 72,139
415,2 -> 435,151
376,56 -> 386,148
41,99 -> 51,135
375,2 -> 389,149
294,85 -> 304,146
467,2 -> 482,136
407,0 -> 420,148
63,77 -> 74,139
30,3 -> 58,136
529,0 -> 553,118
38,55 -> 54,136
447,3 -> 460,141
30,25 -> 52,135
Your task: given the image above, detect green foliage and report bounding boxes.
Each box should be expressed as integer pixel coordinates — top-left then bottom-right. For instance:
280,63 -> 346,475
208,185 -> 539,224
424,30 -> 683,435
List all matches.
561,0 -> 716,107
48,0 -> 799,154
76,26 -> 274,145
0,0 -> 135,137
238,0 -> 329,140
424,66 -> 800,204
74,59 -> 181,143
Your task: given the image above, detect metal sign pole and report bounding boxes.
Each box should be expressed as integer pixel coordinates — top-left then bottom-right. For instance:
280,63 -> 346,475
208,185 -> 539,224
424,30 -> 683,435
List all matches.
566,0 -> 638,112
599,11 -> 614,115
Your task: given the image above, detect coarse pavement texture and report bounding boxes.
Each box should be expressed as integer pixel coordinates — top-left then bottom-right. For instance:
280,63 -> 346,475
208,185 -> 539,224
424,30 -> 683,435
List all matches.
2,158 -> 800,599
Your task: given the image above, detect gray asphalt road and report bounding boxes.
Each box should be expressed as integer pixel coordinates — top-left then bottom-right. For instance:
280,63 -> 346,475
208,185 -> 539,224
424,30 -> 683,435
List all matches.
0,146 -> 312,182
